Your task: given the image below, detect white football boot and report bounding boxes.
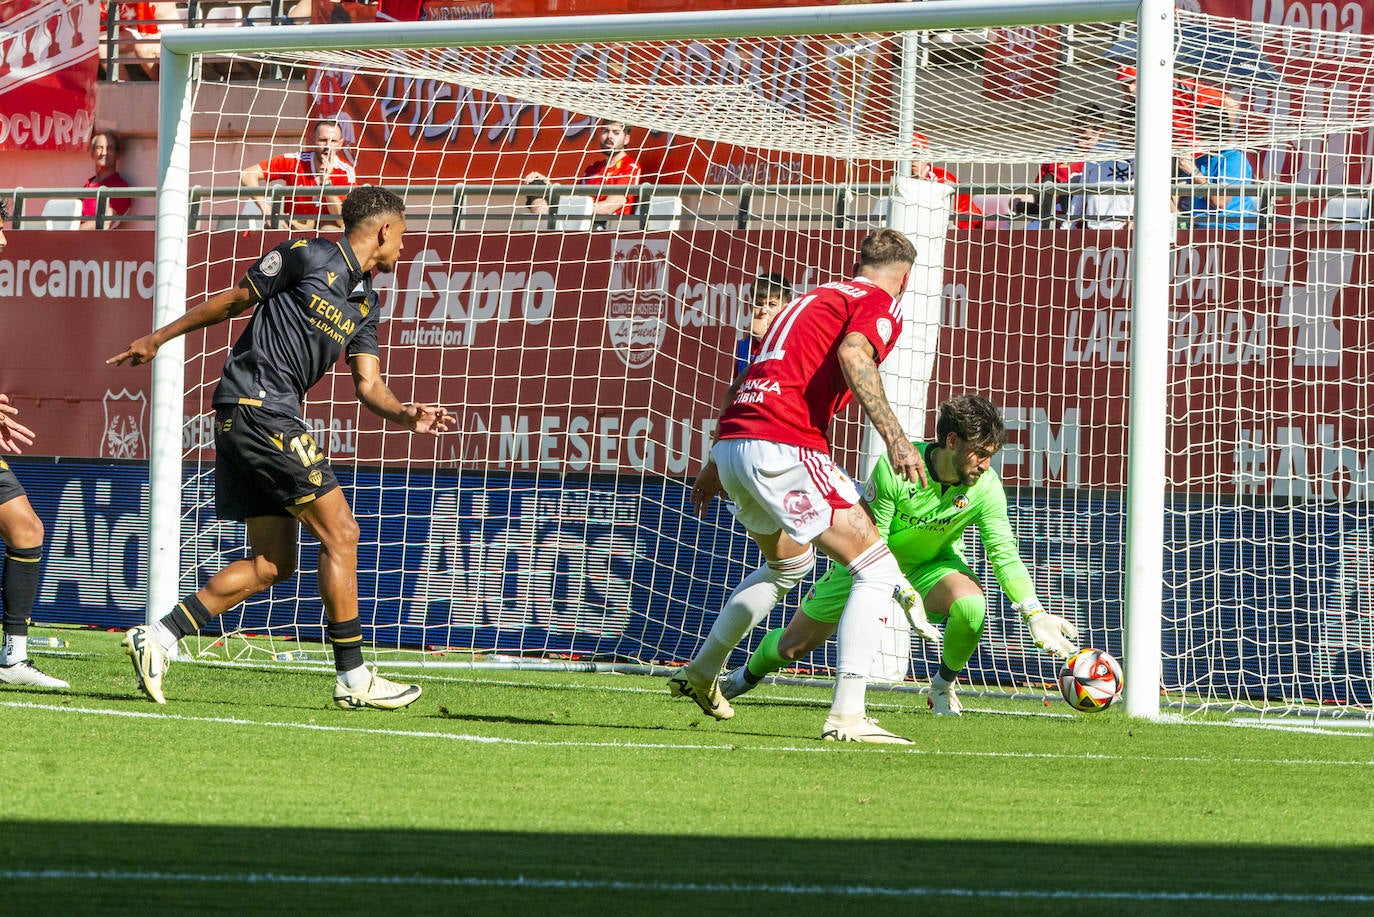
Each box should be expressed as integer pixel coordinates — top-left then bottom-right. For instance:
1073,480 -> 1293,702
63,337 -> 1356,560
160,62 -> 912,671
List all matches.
667,669 -> 734,720
333,668 -> 422,710
821,713 -> 913,744
122,624 -> 167,704
0,658 -> 69,689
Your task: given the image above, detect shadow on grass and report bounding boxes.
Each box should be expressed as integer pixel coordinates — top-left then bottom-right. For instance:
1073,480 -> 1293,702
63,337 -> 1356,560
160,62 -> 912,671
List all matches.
0,822 -> 1369,916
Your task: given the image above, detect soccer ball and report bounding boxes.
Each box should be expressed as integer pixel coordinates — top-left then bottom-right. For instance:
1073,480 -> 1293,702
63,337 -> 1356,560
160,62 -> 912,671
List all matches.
1058,648 -> 1123,712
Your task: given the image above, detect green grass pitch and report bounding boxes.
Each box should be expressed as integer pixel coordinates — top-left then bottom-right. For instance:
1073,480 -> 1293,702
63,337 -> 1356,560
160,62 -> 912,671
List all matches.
1,627 -> 1371,915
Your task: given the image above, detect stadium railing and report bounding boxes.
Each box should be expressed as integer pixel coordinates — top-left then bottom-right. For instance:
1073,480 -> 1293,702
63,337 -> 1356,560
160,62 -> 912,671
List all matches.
4,183 -> 1371,232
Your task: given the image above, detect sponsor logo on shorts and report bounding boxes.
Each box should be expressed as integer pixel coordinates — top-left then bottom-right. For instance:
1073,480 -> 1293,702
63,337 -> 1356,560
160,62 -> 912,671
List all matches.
783,490 -> 820,529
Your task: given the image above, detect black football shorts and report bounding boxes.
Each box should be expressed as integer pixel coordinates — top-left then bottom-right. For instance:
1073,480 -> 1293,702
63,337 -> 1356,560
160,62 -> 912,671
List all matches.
213,405 -> 340,521
0,459 -> 26,508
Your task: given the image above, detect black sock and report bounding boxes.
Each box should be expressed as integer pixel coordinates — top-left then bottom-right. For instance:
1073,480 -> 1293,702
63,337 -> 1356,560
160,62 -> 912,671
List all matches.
742,666 -> 763,686
937,663 -> 959,682
327,617 -> 365,673
162,594 -> 216,640
2,545 -> 42,636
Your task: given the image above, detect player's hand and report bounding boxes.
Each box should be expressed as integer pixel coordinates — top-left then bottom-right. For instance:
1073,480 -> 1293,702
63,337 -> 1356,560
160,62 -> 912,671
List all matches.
1020,601 -> 1079,659
894,584 -> 942,648
107,335 -> 160,367
689,459 -> 724,517
405,402 -> 453,436
0,394 -> 36,455
888,438 -> 927,486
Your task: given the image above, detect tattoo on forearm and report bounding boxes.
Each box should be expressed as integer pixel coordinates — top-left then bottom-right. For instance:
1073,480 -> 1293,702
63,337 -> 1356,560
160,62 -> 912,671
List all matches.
842,344 -> 906,447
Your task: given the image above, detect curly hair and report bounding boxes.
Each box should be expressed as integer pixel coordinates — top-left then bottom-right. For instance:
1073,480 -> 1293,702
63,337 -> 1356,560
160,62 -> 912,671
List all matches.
341,186 -> 406,233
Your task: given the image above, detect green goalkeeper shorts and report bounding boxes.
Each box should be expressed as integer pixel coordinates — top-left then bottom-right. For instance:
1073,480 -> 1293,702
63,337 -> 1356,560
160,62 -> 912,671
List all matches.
799,552 -> 977,624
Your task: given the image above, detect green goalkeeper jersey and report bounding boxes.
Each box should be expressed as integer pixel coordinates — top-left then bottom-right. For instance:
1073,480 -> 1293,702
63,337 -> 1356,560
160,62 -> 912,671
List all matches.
861,441 -> 1036,605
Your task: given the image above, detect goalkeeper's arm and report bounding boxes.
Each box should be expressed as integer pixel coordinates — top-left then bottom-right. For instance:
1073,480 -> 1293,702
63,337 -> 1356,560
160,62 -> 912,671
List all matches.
1014,597 -> 1079,658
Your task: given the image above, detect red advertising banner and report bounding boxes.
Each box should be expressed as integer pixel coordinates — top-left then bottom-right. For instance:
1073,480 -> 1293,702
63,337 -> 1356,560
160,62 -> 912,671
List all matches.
1191,0 -> 1374,189
982,26 -> 1060,101
0,0 -> 99,151
0,231 -> 157,457
312,0 -> 897,189
6,227 -> 1374,501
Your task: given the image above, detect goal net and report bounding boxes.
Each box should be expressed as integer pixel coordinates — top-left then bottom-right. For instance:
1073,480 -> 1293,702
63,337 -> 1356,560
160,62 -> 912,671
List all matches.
154,1 -> 1374,718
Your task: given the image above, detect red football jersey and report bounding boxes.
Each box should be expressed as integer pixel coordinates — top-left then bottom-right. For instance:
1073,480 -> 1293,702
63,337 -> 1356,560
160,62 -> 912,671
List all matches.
258,151 -> 357,217
716,278 -> 904,451
581,153 -> 642,215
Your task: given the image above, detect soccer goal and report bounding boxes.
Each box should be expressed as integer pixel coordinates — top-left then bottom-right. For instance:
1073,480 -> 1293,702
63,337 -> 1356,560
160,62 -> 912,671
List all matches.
147,0 -> 1374,720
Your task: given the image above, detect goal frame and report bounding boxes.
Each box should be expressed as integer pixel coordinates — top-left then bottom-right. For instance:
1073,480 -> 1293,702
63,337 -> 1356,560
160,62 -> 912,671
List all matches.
149,0 -> 1172,719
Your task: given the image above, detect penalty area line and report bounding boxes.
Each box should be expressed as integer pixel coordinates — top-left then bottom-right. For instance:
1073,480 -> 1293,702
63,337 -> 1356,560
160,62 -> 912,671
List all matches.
0,868 -> 1369,904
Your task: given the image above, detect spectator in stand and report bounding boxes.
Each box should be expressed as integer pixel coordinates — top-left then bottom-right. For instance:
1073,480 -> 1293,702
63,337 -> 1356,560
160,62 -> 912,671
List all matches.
1116,63 -> 1240,197
103,2 -> 181,80
79,130 -> 133,230
1012,103 -> 1115,227
734,273 -> 793,376
1179,102 -> 1260,230
240,120 -> 357,231
524,120 -> 643,223
911,134 -> 981,229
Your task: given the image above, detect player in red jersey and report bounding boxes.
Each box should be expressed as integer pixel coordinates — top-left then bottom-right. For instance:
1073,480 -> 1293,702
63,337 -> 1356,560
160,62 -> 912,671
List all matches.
669,229 -> 941,744
524,120 -> 644,220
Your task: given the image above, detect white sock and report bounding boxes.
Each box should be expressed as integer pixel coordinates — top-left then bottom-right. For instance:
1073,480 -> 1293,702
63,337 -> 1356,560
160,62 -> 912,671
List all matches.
686,551 -> 813,681
340,665 -> 370,689
1,633 -> 26,665
932,670 -> 954,690
831,543 -> 903,717
151,620 -> 180,652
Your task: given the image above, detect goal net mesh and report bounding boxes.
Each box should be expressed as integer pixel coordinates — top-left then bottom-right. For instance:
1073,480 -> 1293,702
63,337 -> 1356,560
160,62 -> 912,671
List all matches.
171,7 -> 1374,716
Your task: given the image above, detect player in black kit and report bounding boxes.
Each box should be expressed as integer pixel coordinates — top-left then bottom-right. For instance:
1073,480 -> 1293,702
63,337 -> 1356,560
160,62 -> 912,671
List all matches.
108,186 -> 452,709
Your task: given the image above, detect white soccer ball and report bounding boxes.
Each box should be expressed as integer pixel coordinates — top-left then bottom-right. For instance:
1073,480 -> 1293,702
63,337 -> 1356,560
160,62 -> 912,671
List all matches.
1058,648 -> 1123,713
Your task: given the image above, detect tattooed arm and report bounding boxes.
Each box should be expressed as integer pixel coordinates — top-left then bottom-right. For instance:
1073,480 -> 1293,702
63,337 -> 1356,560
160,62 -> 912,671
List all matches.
837,331 -> 927,486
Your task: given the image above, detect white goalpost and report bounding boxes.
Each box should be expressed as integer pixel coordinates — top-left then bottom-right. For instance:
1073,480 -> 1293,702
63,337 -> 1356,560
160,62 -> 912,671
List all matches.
146,0 -> 1374,720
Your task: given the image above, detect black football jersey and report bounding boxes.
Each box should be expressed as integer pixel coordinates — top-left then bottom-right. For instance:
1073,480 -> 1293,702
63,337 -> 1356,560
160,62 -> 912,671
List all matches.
213,237 -> 381,415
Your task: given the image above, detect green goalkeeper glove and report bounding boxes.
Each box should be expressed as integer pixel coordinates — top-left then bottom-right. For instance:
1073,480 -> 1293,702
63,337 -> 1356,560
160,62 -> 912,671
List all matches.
1016,598 -> 1079,658
894,584 -> 942,648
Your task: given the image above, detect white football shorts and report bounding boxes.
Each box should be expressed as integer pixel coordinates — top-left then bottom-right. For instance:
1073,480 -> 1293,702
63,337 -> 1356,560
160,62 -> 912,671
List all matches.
711,438 -> 861,544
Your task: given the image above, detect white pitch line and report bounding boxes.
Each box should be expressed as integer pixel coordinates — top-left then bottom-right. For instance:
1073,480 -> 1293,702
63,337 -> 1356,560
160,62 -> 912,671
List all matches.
0,868 -> 1369,904
5,701 -> 1373,766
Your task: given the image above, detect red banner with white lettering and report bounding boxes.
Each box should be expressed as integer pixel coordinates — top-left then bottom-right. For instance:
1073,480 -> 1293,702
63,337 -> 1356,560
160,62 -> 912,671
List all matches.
0,0 -> 99,151
982,26 -> 1060,101
5,228 -> 1373,500
312,0 -> 896,188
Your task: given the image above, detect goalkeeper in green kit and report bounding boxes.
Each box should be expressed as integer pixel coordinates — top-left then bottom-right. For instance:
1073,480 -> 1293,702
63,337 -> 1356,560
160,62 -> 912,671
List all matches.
719,395 -> 1079,716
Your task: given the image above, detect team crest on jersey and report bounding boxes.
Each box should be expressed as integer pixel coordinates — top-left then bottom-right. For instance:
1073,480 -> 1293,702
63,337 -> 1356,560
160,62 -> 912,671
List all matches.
876,317 -> 894,345
260,250 -> 283,276
954,494 -> 969,509
101,388 -> 147,459
606,240 -> 669,369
